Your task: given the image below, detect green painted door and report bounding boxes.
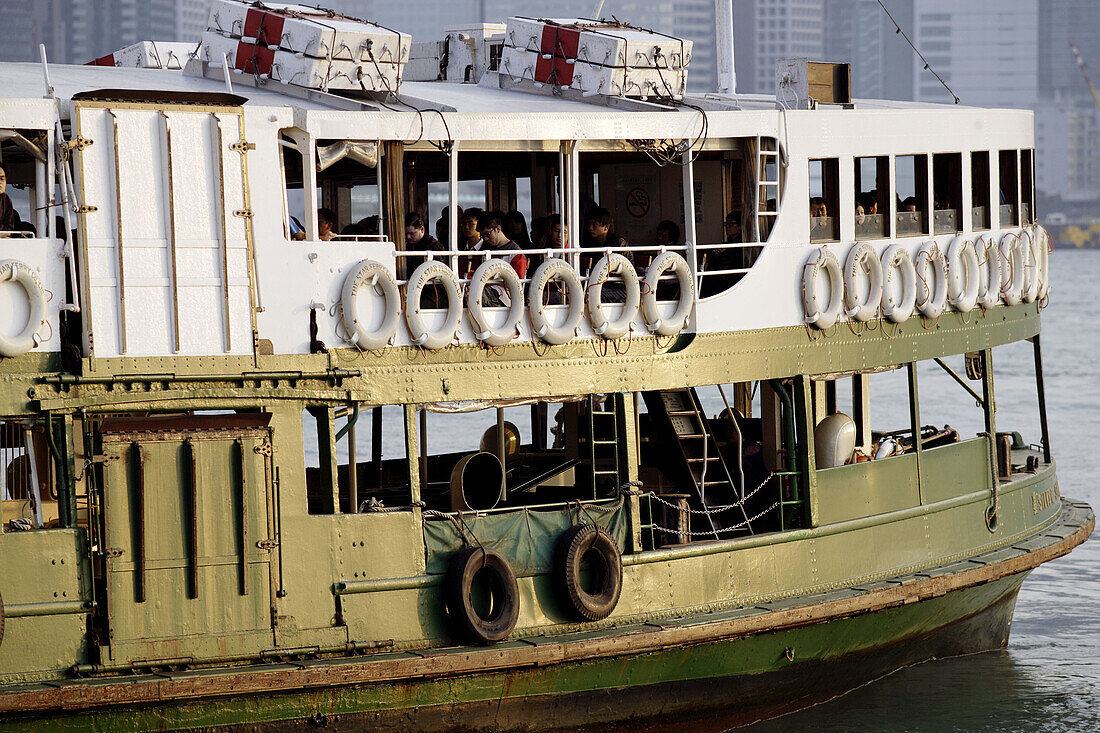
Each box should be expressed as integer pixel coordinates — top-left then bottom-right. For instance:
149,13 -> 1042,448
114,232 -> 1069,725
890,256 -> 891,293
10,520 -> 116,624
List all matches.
98,414 -> 276,666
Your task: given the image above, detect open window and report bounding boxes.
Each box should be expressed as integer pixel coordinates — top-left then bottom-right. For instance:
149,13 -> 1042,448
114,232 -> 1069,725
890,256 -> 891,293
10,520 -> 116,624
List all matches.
999,150 -> 1019,227
808,158 -> 839,242
303,404 -> 412,515
854,156 -> 888,238
1,418 -> 58,530
0,129 -> 50,239
895,154 -> 928,236
932,153 -> 962,234
971,151 -> 991,231
317,139 -> 382,240
1021,149 -> 1035,224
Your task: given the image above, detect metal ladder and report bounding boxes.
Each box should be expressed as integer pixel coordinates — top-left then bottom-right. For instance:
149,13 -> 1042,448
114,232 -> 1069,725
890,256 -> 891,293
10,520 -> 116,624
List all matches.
756,135 -> 781,240
585,395 -> 622,499
644,388 -> 753,537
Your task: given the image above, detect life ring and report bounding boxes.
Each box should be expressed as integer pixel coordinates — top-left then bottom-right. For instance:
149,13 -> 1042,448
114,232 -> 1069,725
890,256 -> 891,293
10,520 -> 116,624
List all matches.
340,259 -> 400,350
842,242 -> 882,323
528,258 -> 584,345
944,236 -> 979,313
880,243 -> 917,323
1021,229 -> 1043,303
1036,226 -> 1052,300
914,241 -> 947,319
801,246 -> 843,329
444,547 -> 520,644
0,260 -> 47,358
553,523 -> 622,622
999,232 -> 1025,306
642,251 -> 694,336
586,253 -> 640,339
975,234 -> 1002,309
467,259 -> 524,347
405,260 -> 462,350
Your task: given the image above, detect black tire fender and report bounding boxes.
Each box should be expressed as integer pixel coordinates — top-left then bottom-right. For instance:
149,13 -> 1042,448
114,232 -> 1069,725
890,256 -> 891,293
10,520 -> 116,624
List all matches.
444,547 -> 520,644
553,523 -> 623,622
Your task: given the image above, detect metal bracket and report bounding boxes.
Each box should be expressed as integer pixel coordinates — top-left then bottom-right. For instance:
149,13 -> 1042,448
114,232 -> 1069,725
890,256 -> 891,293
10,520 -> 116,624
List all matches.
233,209 -> 254,219
74,205 -> 98,214
67,137 -> 93,151
103,547 -> 124,559
230,140 -> 256,153
256,539 -> 279,550
253,441 -> 273,457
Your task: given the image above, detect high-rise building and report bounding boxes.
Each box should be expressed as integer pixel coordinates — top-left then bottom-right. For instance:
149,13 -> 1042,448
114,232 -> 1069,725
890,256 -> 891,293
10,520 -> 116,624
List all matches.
731,0 -> 824,95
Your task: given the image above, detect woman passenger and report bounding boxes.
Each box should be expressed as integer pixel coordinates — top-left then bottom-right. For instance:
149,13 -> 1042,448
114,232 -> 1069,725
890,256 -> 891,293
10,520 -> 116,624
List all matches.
0,163 -> 25,233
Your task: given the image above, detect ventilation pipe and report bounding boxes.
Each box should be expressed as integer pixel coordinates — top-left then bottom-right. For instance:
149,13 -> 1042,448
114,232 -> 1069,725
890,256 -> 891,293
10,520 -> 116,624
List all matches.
716,0 -> 736,94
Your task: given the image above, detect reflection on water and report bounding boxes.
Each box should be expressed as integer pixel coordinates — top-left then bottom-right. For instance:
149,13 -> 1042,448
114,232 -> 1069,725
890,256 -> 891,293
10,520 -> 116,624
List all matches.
740,250 -> 1100,731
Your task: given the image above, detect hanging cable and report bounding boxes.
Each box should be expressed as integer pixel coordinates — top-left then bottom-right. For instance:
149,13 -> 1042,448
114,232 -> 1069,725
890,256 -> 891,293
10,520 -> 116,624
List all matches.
876,0 -> 959,104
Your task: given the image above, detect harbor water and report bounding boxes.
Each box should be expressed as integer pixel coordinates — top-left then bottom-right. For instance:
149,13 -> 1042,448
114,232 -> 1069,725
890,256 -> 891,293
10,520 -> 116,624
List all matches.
744,248 -> 1100,732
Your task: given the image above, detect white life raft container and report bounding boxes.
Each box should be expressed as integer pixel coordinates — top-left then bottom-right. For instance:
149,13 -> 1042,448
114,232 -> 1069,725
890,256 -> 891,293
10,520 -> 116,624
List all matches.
880,243 -> 917,323
340,259 -> 400,350
975,234 -> 1002,309
467,259 -> 525,347
801,246 -> 844,329
914,241 -> 947,319
528,258 -> 584,345
642,251 -> 694,336
999,232 -> 1025,306
586,253 -> 640,339
0,260 -> 47,358
842,242 -> 882,323
405,260 -> 462,350
944,236 -> 980,313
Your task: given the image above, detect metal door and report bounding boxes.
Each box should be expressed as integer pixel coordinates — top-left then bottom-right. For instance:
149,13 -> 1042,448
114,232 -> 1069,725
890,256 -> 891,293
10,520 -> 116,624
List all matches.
98,414 -> 275,666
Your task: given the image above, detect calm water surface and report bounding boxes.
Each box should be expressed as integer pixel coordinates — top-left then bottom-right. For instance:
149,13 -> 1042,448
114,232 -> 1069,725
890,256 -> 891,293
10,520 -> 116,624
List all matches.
743,249 -> 1100,732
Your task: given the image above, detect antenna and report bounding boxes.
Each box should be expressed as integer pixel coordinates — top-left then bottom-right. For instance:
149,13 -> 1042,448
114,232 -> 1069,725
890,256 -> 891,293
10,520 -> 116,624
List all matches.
715,0 -> 735,94
876,0 -> 958,104
591,1 -> 605,18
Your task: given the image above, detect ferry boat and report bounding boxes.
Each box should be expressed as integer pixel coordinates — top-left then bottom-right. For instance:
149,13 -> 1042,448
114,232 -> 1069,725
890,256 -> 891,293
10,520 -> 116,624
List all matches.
0,3 -> 1091,730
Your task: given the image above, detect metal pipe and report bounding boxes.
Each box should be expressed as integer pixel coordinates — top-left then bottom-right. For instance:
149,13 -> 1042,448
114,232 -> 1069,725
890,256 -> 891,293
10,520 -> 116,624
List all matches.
1032,336 -> 1052,463
41,368 -> 361,386
5,600 -> 93,618
497,407 -> 506,497
933,357 -> 984,407
348,405 -> 358,513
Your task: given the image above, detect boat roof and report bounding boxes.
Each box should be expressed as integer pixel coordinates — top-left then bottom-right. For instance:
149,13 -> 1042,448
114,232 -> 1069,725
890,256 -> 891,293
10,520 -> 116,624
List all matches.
0,60 -> 976,129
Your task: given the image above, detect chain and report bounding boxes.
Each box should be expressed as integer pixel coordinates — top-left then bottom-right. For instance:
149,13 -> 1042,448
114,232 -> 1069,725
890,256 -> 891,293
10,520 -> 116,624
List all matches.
648,500 -> 781,538
646,472 -> 776,516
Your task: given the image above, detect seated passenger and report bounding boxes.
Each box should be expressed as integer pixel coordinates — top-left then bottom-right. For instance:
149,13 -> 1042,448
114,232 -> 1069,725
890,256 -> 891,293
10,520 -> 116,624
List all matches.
809,197 -> 827,219
289,215 -> 307,241
504,210 -> 533,248
359,214 -> 380,236
900,196 -> 919,213
700,211 -> 746,298
655,220 -> 680,246
581,207 -> 626,275
477,211 -> 527,279
459,208 -> 482,251
317,207 -> 337,241
341,223 -> 366,237
0,163 -> 25,234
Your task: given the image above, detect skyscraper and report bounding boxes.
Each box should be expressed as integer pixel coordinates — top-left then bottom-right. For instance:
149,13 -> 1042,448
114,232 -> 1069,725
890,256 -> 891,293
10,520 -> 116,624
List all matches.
731,0 -> 824,95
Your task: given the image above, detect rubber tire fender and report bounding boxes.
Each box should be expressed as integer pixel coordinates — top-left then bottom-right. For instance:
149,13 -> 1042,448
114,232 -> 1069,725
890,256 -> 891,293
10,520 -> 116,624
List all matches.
445,547 -> 520,644
553,523 -> 623,622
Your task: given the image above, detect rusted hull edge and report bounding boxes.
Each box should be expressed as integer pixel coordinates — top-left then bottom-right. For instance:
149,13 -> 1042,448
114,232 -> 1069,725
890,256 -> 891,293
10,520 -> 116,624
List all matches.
0,501 -> 1091,732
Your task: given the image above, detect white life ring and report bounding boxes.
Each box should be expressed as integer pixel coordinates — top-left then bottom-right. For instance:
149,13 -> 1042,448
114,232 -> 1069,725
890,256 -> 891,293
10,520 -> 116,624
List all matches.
880,243 -> 917,323
975,234 -> 1002,309
1036,226 -> 1052,300
944,236 -> 979,313
340,259 -> 400,350
914,241 -> 947,319
842,242 -> 882,323
467,259 -> 524,347
405,260 -> 462,350
0,260 -> 47,358
999,232 -> 1025,306
642,251 -> 694,336
528,258 -> 584,345
586,253 -> 640,339
1021,228 -> 1043,303
801,246 -> 843,329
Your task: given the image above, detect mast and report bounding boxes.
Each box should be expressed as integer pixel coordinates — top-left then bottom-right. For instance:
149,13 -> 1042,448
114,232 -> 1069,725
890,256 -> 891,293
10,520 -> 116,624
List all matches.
715,0 -> 736,94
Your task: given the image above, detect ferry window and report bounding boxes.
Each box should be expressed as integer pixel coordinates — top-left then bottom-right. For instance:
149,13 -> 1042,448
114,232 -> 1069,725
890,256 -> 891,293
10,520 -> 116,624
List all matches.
971,152 -> 991,231
280,132 -> 309,241
0,419 -> 57,529
1,130 -> 49,238
1021,149 -> 1035,224
315,139 -> 382,240
854,156 -> 888,238
808,158 -> 839,242
578,143 -> 686,276
695,137 -> 783,298
895,154 -> 929,236
932,153 -> 962,235
999,150 -> 1019,227
303,404 -> 411,515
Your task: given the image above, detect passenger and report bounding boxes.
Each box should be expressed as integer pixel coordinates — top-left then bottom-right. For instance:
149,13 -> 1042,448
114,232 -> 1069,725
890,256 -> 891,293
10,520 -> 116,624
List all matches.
700,211 -> 744,298
504,210 -> 533,248
458,208 -> 482,250
537,213 -> 563,249
530,216 -> 547,246
436,205 -> 461,245
341,223 -> 367,237
477,210 -> 527,279
289,215 -> 307,241
317,207 -> 337,241
655,220 -> 680,246
900,197 -> 919,213
405,211 -> 442,252
359,215 -> 380,236
855,202 -> 866,225
0,163 -> 24,234
581,206 -> 626,275
809,197 -> 827,219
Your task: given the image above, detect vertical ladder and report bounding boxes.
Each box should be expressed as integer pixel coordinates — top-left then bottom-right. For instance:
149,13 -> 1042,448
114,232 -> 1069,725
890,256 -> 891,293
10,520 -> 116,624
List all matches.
756,135 -> 780,241
643,388 -> 753,537
585,395 -> 622,499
